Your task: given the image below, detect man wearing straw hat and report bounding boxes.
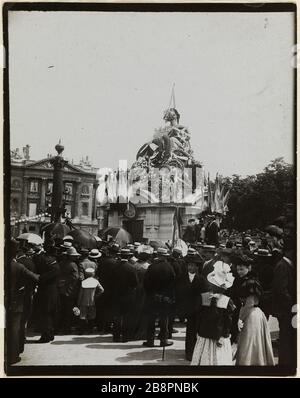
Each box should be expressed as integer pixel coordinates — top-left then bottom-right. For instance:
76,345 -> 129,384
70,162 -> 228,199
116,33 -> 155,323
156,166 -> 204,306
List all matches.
58,246 -> 80,334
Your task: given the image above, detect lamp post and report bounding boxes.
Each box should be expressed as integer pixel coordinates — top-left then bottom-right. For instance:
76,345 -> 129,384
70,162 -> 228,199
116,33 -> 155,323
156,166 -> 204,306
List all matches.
50,140 -> 68,222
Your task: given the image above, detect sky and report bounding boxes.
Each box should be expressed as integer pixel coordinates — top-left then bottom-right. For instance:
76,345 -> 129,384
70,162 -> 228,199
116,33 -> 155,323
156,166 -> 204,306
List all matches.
8,11 -> 295,177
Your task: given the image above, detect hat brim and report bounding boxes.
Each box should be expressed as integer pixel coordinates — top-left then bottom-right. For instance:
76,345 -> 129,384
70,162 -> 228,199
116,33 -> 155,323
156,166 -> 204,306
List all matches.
89,254 -> 102,259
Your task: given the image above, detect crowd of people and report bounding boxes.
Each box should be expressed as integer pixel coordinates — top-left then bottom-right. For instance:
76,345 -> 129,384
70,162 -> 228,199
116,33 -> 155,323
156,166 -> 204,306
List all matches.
7,213 -> 296,369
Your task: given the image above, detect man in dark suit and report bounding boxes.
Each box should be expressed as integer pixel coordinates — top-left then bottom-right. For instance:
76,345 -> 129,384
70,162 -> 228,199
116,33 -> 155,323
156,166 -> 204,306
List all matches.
143,248 -> 176,347
58,247 -> 80,334
95,243 -> 119,332
34,240 -> 60,343
111,249 -> 138,342
177,254 -> 205,360
15,247 -> 37,354
205,214 -> 220,246
183,219 -> 197,244
272,235 -> 296,368
7,239 -> 39,365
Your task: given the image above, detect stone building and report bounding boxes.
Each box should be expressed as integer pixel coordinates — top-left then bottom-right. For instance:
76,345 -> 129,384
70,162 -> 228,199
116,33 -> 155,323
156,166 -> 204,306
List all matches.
10,146 -> 99,236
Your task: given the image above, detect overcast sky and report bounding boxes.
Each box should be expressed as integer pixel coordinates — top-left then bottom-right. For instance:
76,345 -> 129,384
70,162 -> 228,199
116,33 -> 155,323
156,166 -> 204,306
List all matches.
8,11 -> 295,177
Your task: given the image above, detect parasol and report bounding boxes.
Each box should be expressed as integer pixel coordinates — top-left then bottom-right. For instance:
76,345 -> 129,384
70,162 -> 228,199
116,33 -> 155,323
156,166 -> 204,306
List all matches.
67,229 -> 98,250
102,227 -> 132,248
40,222 -> 71,240
17,233 -> 43,245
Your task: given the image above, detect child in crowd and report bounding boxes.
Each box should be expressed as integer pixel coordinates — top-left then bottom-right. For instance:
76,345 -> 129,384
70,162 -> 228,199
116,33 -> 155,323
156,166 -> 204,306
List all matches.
235,278 -> 275,366
75,268 -> 104,334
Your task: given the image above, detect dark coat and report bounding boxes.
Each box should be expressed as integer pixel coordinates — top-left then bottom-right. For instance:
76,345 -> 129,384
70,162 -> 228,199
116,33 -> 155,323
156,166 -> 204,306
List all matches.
205,220 -> 219,246
176,272 -> 205,317
112,260 -> 138,312
143,258 -> 175,298
272,256 -> 296,316
183,225 -> 196,244
9,260 -> 39,313
58,258 -> 80,298
35,254 -> 60,313
197,296 -> 235,341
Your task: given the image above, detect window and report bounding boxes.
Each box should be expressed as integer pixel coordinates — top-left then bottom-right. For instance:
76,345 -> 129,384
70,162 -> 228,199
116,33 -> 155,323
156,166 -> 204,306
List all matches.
47,181 -> 53,194
82,202 -> 89,216
64,182 -> 73,195
30,180 -> 39,193
12,179 -> 21,190
11,198 -> 19,214
29,203 -> 37,217
81,185 -> 89,195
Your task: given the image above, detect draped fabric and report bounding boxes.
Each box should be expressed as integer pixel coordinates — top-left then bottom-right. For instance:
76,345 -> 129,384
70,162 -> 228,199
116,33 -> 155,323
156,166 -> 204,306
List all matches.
236,306 -> 275,366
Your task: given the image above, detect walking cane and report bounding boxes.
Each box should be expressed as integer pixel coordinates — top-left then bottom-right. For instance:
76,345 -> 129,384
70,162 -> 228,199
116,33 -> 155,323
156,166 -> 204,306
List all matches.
162,345 -> 166,361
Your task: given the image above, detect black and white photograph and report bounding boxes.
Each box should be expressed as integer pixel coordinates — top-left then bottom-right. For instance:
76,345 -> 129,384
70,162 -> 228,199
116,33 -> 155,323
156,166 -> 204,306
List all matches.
3,2 -> 297,377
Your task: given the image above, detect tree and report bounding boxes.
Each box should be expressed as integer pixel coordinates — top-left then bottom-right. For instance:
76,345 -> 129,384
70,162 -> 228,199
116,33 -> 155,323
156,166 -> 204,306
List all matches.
223,158 -> 295,231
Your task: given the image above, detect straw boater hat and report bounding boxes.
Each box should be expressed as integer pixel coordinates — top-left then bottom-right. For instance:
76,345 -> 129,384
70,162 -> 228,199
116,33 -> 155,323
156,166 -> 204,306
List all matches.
61,241 -> 73,249
89,248 -> 102,259
254,248 -> 272,257
120,248 -> 133,260
202,245 -> 216,252
157,247 -> 170,256
63,235 -> 74,242
84,267 -> 95,277
64,247 -> 80,257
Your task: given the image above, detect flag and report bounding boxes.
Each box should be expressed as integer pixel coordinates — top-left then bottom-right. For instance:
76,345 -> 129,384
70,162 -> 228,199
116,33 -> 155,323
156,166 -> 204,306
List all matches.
172,207 -> 182,248
208,174 -> 215,213
214,174 -> 222,213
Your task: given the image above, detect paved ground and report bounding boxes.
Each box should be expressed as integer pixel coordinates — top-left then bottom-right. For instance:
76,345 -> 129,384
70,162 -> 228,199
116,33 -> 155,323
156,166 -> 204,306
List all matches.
15,317 -> 279,367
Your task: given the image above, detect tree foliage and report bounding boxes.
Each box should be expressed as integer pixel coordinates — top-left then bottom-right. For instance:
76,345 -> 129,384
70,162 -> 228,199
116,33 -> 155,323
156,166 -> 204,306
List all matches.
222,158 -> 295,231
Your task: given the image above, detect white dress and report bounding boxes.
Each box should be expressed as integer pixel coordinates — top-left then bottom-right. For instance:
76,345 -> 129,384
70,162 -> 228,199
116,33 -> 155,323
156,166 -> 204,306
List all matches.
190,292 -> 233,366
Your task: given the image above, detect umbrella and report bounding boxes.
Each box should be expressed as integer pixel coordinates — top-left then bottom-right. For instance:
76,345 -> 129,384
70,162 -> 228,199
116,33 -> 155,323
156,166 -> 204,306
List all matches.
40,222 -> 71,240
67,229 -> 98,250
102,227 -> 132,248
17,233 -> 43,245
148,240 -> 168,250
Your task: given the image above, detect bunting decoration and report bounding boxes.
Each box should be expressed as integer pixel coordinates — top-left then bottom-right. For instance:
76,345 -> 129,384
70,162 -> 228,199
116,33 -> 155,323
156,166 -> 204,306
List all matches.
10,212 -> 51,224
206,174 -> 230,215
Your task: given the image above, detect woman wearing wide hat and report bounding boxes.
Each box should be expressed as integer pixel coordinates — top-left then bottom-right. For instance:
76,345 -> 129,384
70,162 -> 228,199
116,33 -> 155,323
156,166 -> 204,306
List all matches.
191,260 -> 235,366
235,278 -> 275,366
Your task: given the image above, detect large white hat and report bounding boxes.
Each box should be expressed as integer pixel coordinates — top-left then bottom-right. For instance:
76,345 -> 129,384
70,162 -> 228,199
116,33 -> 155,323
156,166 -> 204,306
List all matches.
207,261 -> 234,289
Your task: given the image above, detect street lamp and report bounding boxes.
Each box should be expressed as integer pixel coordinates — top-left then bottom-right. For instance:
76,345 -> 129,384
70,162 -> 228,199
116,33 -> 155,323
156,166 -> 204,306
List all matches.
50,140 -> 68,222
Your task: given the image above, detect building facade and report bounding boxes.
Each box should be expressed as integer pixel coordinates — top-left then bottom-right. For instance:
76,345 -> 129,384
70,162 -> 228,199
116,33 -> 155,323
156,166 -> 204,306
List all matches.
10,147 -> 99,237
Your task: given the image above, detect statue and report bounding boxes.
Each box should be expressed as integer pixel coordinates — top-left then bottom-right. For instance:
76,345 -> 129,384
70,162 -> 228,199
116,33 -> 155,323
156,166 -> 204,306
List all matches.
10,148 -> 22,160
135,107 -> 200,170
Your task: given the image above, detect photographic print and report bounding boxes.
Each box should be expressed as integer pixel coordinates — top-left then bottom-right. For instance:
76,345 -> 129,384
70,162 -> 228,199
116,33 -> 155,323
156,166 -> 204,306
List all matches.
3,2 -> 297,377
